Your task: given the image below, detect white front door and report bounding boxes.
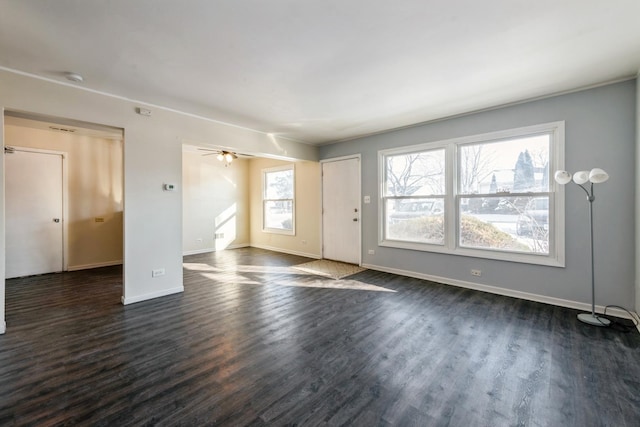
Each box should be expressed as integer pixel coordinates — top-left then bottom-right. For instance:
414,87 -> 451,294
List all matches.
5,148 -> 64,278
322,157 -> 360,264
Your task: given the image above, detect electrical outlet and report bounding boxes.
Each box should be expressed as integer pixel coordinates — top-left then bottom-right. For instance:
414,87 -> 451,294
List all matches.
368,249 -> 375,255
471,269 -> 482,277
301,239 -> 307,245
152,268 -> 165,277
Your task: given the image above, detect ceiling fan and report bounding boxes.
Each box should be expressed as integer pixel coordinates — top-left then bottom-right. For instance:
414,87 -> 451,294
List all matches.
198,148 -> 238,166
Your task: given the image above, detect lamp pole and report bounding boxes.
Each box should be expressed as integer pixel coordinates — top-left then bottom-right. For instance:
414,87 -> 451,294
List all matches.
554,168 -> 610,327
576,183 -> 610,326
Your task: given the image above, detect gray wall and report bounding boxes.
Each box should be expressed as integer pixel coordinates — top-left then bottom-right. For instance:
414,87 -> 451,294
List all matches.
321,80 -> 637,309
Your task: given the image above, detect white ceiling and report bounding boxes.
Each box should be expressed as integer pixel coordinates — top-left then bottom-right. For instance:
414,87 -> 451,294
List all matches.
1,1 -> 639,145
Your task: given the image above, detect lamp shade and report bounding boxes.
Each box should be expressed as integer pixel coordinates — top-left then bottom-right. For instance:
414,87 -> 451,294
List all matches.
554,170 -> 572,185
589,168 -> 609,183
572,170 -> 589,185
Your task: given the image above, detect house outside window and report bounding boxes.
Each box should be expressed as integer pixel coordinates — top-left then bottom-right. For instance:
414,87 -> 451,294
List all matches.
263,165 -> 295,235
380,122 -> 565,267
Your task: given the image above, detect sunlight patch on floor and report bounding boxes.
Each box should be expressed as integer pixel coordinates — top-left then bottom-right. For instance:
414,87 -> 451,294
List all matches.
184,262 -> 395,292
292,259 -> 366,280
273,278 -> 396,292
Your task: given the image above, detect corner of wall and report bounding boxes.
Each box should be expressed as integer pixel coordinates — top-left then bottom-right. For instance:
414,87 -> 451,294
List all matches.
636,75 -> 640,315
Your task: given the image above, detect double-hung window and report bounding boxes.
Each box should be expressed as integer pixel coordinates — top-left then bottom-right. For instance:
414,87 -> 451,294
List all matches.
263,165 -> 295,235
380,122 -> 564,266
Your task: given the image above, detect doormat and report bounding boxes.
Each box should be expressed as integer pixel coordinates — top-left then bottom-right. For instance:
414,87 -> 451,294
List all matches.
292,259 -> 366,280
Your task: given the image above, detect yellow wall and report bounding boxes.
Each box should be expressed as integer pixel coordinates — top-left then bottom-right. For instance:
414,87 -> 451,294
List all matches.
4,124 -> 123,269
249,158 -> 321,258
182,150 -> 249,253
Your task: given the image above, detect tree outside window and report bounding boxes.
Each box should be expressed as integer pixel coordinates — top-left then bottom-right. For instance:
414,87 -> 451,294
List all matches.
379,121 -> 564,267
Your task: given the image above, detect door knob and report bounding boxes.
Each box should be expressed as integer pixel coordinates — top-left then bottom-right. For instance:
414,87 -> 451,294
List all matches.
353,218 -> 358,222
53,218 -> 60,223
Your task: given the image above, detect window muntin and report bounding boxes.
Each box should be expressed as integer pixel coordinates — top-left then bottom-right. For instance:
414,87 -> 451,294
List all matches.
263,165 -> 294,234
379,122 -> 564,266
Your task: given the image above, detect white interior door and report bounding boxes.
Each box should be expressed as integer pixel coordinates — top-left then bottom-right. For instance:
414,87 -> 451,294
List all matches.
5,148 -> 64,278
322,157 -> 360,264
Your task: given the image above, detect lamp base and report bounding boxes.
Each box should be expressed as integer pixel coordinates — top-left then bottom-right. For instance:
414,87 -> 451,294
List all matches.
577,313 -> 611,327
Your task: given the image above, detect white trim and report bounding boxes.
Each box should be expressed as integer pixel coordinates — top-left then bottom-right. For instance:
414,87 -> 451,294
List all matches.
321,76 -> 636,146
250,243 -> 321,259
320,154 -> 362,265
121,286 -> 184,305
378,121 -> 565,267
182,243 -> 249,256
262,164 -> 296,236
5,146 -> 70,273
183,248 -> 216,256
320,153 -> 363,164
0,321 -> 5,335
0,66 -> 308,146
362,262 -> 640,324
67,260 -> 123,271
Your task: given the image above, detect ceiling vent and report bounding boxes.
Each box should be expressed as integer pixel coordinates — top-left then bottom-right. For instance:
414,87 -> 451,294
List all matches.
49,126 -> 76,133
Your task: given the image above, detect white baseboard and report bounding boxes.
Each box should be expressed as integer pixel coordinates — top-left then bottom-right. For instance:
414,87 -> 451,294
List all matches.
250,244 -> 321,260
362,263 -> 640,323
0,321 -> 5,335
121,286 -> 184,305
183,248 -> 215,256
67,260 -> 123,271
183,243 -> 249,256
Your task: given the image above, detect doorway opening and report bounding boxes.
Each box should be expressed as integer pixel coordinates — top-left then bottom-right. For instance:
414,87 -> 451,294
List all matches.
3,110 -> 124,297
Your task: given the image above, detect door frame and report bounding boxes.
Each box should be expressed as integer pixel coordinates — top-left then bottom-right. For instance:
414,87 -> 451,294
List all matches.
320,154 -> 362,265
6,146 -> 69,272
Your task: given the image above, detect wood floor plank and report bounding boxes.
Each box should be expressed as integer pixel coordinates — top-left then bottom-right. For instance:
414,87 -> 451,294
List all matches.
1,247 -> 639,426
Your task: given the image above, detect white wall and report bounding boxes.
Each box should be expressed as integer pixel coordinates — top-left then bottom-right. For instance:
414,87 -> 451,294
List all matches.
249,158 -> 322,258
0,69 -> 318,333
321,80 -> 637,316
182,150 -> 249,254
4,124 -> 123,270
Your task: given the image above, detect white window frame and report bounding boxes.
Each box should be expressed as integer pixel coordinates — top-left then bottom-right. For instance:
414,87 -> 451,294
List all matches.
262,164 -> 295,235
379,121 -> 565,267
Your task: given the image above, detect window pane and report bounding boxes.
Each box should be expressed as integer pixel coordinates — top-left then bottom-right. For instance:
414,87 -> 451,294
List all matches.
459,196 -> 549,254
459,135 -> 550,194
386,198 -> 444,245
385,150 -> 445,196
265,169 -> 293,199
264,200 -> 293,230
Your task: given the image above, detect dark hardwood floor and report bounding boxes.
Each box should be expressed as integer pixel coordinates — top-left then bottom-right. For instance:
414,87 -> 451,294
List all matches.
1,247 -> 639,426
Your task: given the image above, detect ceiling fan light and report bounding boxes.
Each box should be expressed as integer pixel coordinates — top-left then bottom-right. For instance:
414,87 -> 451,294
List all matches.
217,153 -> 224,161
224,153 -> 234,163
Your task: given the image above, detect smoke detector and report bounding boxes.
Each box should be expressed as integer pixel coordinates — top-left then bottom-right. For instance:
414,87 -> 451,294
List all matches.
65,72 -> 84,83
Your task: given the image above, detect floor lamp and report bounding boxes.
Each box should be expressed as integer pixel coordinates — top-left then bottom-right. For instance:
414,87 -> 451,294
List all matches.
554,168 -> 610,327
